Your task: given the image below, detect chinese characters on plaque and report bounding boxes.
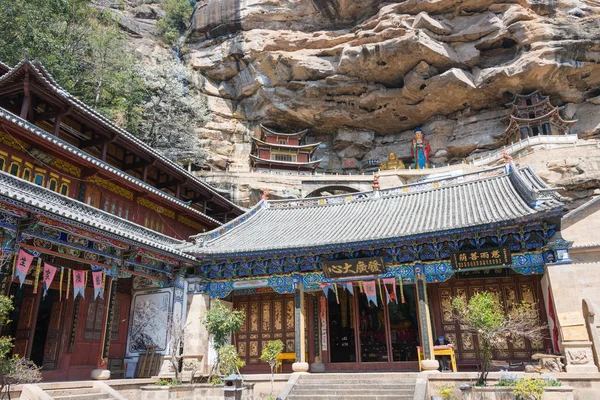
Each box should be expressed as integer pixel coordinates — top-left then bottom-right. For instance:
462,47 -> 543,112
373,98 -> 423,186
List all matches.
450,247 -> 511,270
321,257 -> 387,278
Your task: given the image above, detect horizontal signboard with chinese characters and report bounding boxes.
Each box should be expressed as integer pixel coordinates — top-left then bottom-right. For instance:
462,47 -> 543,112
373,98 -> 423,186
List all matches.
322,257 -> 387,279
450,248 -> 511,270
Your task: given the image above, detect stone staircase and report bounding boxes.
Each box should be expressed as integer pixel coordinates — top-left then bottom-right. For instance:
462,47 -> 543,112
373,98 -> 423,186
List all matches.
44,384 -> 113,400
20,381 -> 126,400
284,373 -> 419,400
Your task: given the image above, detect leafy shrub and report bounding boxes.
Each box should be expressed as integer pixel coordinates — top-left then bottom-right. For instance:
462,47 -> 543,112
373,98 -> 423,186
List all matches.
435,383 -> 458,400
513,378 -> 546,400
219,344 -> 245,376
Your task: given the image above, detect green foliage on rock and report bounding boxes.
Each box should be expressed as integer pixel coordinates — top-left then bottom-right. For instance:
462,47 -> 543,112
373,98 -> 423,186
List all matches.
156,0 -> 194,45
0,0 -> 146,131
219,344 -> 245,376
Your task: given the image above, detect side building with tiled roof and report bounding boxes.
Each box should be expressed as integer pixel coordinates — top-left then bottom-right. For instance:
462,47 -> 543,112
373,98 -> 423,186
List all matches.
0,59 -> 243,381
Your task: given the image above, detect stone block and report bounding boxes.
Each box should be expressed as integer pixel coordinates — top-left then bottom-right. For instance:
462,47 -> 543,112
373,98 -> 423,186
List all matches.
90,369 -> 111,380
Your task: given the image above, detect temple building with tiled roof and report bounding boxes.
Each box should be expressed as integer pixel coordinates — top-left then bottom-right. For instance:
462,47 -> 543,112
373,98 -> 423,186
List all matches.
250,124 -> 321,173
183,162 -> 572,372
498,91 -> 576,144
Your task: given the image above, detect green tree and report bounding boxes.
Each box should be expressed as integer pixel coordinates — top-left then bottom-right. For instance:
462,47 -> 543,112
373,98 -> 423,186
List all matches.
202,300 -> 245,378
451,292 -> 546,386
0,295 -> 41,398
156,0 -> 194,45
259,340 -> 284,396
0,0 -> 145,131
138,53 -> 209,164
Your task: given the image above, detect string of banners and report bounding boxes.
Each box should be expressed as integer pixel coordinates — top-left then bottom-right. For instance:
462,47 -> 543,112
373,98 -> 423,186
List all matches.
318,278 -> 405,306
12,248 -> 106,300
319,256 -> 404,306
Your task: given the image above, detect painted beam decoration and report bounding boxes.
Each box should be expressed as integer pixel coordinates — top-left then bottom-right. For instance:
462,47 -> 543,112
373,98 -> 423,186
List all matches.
450,247 -> 511,271
322,257 -> 386,278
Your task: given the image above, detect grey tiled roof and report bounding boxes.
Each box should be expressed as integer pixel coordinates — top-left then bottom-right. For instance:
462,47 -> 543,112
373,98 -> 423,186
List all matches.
0,170 -> 195,260
0,60 -> 243,215
0,107 -> 221,227
188,164 -> 564,256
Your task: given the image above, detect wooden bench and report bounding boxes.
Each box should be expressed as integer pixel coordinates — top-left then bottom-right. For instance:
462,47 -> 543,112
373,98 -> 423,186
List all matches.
275,352 -> 308,373
417,345 -> 457,372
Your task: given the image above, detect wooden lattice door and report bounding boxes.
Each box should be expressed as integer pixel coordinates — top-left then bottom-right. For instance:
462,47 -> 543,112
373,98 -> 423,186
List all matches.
437,277 -> 545,363
234,293 -> 295,366
42,297 -> 65,370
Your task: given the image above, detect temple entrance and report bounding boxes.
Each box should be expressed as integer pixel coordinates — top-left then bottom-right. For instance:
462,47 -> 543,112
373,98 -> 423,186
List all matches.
327,283 -> 419,367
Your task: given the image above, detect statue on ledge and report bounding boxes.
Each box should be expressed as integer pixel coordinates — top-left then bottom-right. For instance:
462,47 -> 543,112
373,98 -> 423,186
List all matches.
411,127 -> 430,169
380,152 -> 405,170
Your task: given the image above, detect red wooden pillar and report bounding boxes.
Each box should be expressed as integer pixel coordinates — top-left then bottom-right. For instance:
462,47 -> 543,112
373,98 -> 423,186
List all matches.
96,276 -> 114,369
307,294 -> 315,364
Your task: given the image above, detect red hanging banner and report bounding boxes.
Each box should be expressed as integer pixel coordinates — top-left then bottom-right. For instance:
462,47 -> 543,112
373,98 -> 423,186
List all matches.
42,262 -> 58,298
73,270 -> 86,299
92,271 -> 104,300
14,249 -> 34,287
363,280 -> 378,307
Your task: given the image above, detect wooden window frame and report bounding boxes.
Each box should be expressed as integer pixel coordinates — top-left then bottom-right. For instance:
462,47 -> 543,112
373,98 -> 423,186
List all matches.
8,161 -> 21,177
48,177 -> 58,192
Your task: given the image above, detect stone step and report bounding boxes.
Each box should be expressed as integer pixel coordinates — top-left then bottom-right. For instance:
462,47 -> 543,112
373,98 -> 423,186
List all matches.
46,388 -> 102,396
287,395 -> 413,400
292,383 -> 416,390
291,388 -> 414,396
297,375 -> 418,381
52,394 -> 112,400
296,379 -> 417,385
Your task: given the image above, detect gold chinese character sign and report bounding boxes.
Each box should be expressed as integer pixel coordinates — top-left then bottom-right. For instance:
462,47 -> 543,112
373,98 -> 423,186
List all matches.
322,257 -> 386,278
450,248 -> 511,270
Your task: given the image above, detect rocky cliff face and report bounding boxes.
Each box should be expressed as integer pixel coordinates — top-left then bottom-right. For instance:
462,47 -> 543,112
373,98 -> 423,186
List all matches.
185,0 -> 600,170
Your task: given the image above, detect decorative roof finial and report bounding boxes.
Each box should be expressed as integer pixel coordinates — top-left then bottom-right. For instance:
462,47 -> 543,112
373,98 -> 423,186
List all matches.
262,188 -> 270,201
373,174 -> 380,191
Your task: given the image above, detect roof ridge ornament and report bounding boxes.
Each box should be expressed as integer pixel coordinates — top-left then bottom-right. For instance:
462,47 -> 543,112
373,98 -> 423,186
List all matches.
371,174 -> 381,199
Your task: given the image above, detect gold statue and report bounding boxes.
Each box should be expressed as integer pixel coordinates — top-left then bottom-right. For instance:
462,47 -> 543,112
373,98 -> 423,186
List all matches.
380,152 -> 405,170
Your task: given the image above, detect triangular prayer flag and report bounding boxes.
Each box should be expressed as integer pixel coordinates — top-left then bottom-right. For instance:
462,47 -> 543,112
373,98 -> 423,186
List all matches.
382,278 -> 398,304
344,281 -> 354,295
14,249 -> 34,288
363,280 -> 378,307
92,271 -> 104,300
318,283 -> 330,299
42,262 -> 58,298
73,270 -> 85,299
